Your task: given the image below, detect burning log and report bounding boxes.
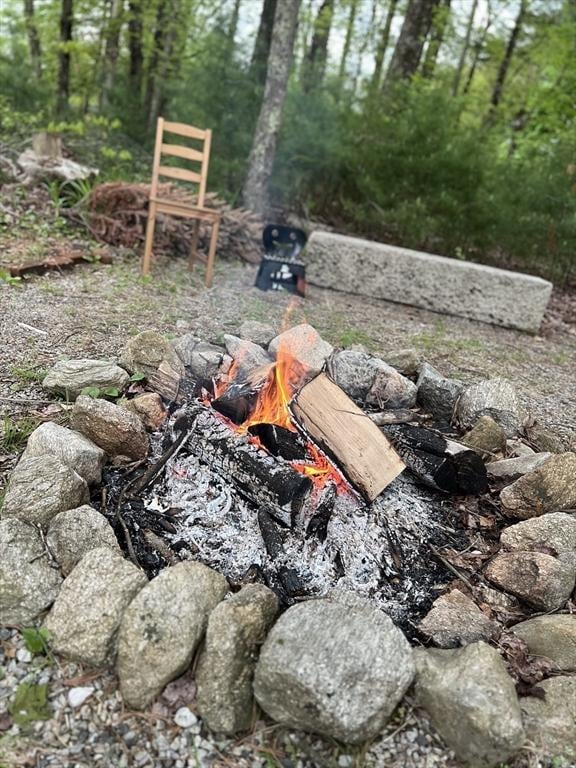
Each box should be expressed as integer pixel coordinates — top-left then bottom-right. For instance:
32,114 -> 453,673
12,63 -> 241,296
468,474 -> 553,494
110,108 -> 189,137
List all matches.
248,423 -> 308,461
291,373 -> 405,502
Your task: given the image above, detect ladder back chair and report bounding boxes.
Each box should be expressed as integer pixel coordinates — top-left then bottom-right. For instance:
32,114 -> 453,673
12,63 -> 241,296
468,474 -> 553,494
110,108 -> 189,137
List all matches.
141,117 -> 221,287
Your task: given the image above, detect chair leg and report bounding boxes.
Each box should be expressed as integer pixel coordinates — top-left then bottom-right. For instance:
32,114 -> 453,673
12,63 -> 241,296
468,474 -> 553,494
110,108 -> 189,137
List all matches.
205,218 -> 219,288
188,219 -> 200,272
142,201 -> 157,275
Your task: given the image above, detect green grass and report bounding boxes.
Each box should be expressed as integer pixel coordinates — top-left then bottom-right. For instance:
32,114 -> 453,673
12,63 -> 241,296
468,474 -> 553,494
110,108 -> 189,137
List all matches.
339,327 -> 373,349
10,364 -> 48,385
0,415 -> 39,452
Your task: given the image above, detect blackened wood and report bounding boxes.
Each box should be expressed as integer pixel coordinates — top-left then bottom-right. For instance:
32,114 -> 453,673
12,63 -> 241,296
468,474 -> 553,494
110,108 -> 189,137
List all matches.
249,423 -> 308,461
306,483 -> 336,542
381,424 -> 488,495
258,506 -> 286,558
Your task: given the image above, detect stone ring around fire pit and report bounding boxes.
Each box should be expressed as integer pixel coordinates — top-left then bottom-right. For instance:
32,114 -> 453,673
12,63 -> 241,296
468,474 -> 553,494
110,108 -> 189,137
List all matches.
1,322 -> 575,766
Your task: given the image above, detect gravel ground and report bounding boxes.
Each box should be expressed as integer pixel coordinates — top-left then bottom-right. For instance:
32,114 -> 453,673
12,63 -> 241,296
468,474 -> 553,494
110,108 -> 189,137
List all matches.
1,252 -> 575,768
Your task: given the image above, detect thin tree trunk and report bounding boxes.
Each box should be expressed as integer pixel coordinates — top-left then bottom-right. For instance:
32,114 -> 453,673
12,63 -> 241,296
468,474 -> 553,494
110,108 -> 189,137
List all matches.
462,8 -> 492,95
338,0 -> 358,82
250,0 -> 277,87
100,0 -> 124,110
370,0 -> 398,93
243,0 -> 301,214
23,0 -> 42,79
489,0 -> 527,111
421,0 -> 451,78
228,0 -> 242,44
56,0 -> 74,116
384,0 -> 441,87
351,0 -> 376,95
451,0 -> 478,96
128,0 -> 144,95
301,0 -> 334,92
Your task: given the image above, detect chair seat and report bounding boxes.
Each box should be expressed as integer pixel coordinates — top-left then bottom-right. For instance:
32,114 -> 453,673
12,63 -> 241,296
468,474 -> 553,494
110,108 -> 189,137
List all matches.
151,196 -> 221,221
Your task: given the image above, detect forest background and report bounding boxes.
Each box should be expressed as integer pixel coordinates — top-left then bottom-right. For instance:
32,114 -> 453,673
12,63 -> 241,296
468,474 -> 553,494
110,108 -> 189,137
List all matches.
0,0 -> 574,284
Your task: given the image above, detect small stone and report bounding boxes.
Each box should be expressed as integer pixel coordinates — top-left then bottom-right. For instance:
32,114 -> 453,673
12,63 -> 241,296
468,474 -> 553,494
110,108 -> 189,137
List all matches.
117,562 -> 229,709
366,362 -> 417,409
1,455 -> 89,529
238,321 -> 276,348
486,452 -> 551,479
328,347 -> 378,401
416,363 -> 464,422
46,505 -> 121,575
121,393 -> 167,431
42,359 -> 129,400
174,707 -> 197,729
506,438 -> 536,457
223,335 -> 272,379
337,756 -> 353,768
520,676 -> 576,761
462,416 -> 507,458
268,324 -> 333,376
196,584 -> 279,734
525,423 -> 565,454
16,648 -> 33,663
510,615 -> 576,671
500,452 -> 576,519
384,348 -> 421,377
68,686 -> 94,708
70,395 -> 149,460
173,335 -> 228,381
418,589 -> 497,648
484,551 -> 575,611
414,642 -> 525,767
500,512 -> 576,569
0,518 -> 63,625
455,378 -> 523,437
44,547 -> 147,667
119,331 -> 184,378
254,596 -> 414,744
22,421 -> 105,486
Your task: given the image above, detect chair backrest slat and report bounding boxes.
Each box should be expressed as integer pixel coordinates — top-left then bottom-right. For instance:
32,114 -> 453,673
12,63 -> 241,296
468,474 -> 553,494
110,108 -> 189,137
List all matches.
158,165 -> 202,184
161,143 -> 204,162
163,120 -> 207,140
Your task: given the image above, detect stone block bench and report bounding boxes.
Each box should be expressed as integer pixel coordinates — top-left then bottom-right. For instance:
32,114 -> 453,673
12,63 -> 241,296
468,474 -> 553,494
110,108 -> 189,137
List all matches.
304,232 -> 553,332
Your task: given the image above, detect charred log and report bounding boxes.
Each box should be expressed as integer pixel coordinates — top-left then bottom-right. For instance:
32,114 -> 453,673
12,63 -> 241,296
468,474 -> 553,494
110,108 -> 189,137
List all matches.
258,506 -> 287,558
306,482 -> 336,542
248,423 -> 308,461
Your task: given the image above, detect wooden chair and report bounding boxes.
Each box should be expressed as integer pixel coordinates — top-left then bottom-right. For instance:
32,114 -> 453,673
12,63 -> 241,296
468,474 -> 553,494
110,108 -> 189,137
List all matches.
141,117 -> 220,287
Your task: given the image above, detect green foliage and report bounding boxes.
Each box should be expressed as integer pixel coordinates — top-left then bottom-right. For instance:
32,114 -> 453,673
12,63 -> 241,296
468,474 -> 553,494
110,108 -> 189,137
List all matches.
0,416 -> 38,452
20,627 -> 51,656
0,269 -> 21,288
129,371 -> 146,382
80,385 -> 120,399
8,682 -> 50,726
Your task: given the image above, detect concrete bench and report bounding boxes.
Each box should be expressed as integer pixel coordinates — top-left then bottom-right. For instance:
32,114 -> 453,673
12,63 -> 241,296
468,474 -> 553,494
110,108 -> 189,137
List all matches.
304,232 -> 552,332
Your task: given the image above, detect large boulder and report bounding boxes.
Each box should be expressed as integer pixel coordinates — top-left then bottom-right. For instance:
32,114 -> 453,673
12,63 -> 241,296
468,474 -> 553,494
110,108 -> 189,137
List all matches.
268,324 -> 333,376
499,512 -> 576,570
22,421 -> 105,486
46,506 -> 121,576
70,395 -> 149,460
455,379 -> 523,437
0,518 -> 63,625
42,359 -> 129,400
254,595 -> 414,744
510,615 -> 576,672
416,363 -> 464,422
1,455 -> 89,529
44,547 -> 147,667
116,562 -> 229,709
119,330 -> 184,378
520,677 -> 576,761
484,551 -> 575,611
196,584 -> 279,734
414,642 -> 525,767
499,453 -> 576,519
418,589 -> 497,648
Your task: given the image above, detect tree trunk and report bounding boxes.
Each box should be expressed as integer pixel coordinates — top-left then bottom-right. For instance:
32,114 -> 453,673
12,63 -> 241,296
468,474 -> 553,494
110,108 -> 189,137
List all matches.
242,0 -> 301,214
300,0 -> 334,92
100,0 -> 124,110
23,0 -> 42,79
384,0 -> 441,87
451,0 -> 478,95
250,0 -> 277,87
369,0 -> 398,93
337,0 -> 358,83
351,0 -> 376,95
421,0 -> 451,78
227,0 -> 242,44
489,0 -> 527,111
128,0 -> 144,95
146,0 -> 182,130
56,0 -> 74,116
462,10 -> 492,95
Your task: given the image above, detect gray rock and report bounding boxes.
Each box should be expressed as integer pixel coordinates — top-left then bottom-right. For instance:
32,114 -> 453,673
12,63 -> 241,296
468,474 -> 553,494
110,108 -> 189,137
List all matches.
70,395 -> 149,460
1,455 -> 89,528
174,335 -> 229,380
367,361 -> 417,409
414,642 -> 525,767
45,547 -> 147,667
254,596 -> 414,744
328,347 -> 377,401
119,331 -> 184,378
500,513 -> 576,569
418,589 -> 497,648
500,453 -> 576,519
462,416 -> 508,458
42,359 -> 129,400
223,335 -> 272,379
238,321 -> 276,348
486,453 -> 552,479
507,438 -> 536,457
117,562 -> 229,709
0,518 -> 63,625
46,506 -> 121,576
268,324 -> 333,376
510,615 -> 576,671
120,393 -> 167,431
304,231 -> 552,332
484,552 -> 575,611
22,421 -> 105,486
520,676 -> 576,761
383,348 -> 421,377
455,379 -> 523,437
196,584 -> 279,734
416,363 -> 464,422
525,423 -> 566,454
